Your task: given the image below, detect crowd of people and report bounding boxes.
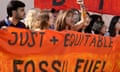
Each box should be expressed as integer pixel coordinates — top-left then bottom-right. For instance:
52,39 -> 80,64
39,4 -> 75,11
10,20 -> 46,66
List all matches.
0,0 -> 120,37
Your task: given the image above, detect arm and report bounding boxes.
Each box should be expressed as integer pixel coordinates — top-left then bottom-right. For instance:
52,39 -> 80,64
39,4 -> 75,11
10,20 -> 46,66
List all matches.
72,0 -> 89,31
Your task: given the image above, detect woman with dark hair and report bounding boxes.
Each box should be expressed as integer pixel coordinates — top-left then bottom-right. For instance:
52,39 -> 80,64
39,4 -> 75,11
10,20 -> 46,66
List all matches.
85,14 -> 103,33
108,16 -> 120,37
91,21 -> 107,35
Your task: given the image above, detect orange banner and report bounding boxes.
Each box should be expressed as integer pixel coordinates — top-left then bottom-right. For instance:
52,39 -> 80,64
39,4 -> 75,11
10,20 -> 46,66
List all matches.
0,27 -> 120,72
34,0 -> 120,16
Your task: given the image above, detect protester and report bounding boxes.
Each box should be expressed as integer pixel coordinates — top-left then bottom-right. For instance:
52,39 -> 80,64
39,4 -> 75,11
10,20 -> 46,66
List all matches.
55,9 -> 73,31
71,8 -> 81,24
49,8 -> 58,30
85,14 -> 103,33
78,12 -> 91,32
55,0 -> 90,31
25,8 -> 40,30
39,11 -> 50,30
0,0 -> 26,28
25,8 -> 49,31
106,16 -> 120,37
91,21 -> 107,35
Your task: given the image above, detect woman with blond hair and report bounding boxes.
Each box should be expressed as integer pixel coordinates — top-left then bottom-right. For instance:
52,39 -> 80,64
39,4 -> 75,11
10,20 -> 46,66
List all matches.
25,8 -> 49,31
55,0 -> 90,31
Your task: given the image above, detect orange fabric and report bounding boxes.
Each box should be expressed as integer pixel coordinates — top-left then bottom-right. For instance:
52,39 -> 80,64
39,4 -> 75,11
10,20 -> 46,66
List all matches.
0,27 -> 120,72
34,0 -> 120,16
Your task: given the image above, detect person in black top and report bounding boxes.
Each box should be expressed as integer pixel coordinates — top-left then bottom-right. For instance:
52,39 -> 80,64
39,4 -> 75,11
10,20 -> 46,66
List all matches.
0,0 -> 26,28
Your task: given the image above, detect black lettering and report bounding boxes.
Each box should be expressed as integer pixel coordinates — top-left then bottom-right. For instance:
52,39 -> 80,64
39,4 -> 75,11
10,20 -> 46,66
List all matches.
84,35 -> 91,46
8,32 -> 18,45
90,37 -> 96,47
65,61 -> 68,72
39,61 -> 48,72
93,60 -> 101,72
20,32 -> 28,46
28,32 -> 37,47
70,34 -> 75,46
74,34 -> 79,46
103,37 -> 107,47
53,0 -> 65,6
39,32 -> 45,47
101,61 -> 106,72
24,60 -> 35,72
64,33 -> 70,47
83,60 -> 89,72
52,60 -> 61,72
109,37 -> 113,48
62,61 -> 65,72
75,59 -> 84,72
97,36 -> 103,47
88,60 -> 94,72
75,34 -> 82,46
79,34 -> 84,46
13,60 -> 24,72
99,0 -> 104,10
62,61 -> 68,72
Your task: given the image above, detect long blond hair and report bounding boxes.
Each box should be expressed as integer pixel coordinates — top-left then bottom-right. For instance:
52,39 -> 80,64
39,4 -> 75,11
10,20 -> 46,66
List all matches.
25,8 -> 41,30
55,10 -> 73,31
25,8 -> 49,30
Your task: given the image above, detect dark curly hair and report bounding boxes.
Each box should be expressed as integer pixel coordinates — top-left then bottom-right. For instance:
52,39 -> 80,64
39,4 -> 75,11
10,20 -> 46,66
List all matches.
85,14 -> 103,33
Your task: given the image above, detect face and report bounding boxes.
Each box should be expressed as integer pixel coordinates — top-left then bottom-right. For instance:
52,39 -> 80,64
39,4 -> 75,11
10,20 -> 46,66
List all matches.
73,11 -> 80,24
65,13 -> 73,26
100,25 -> 107,35
15,7 -> 25,20
115,18 -> 120,31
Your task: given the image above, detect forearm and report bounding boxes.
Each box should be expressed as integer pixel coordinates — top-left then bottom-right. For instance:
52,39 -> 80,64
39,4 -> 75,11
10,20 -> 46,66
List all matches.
72,20 -> 85,31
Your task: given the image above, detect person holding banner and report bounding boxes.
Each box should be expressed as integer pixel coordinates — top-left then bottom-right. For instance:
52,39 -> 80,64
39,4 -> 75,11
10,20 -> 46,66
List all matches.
91,20 -> 107,35
84,14 -> 106,35
55,0 -> 90,31
71,8 -> 81,24
25,8 -> 41,30
25,8 -> 50,31
77,0 -> 90,32
49,8 -> 58,30
107,16 -> 120,37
